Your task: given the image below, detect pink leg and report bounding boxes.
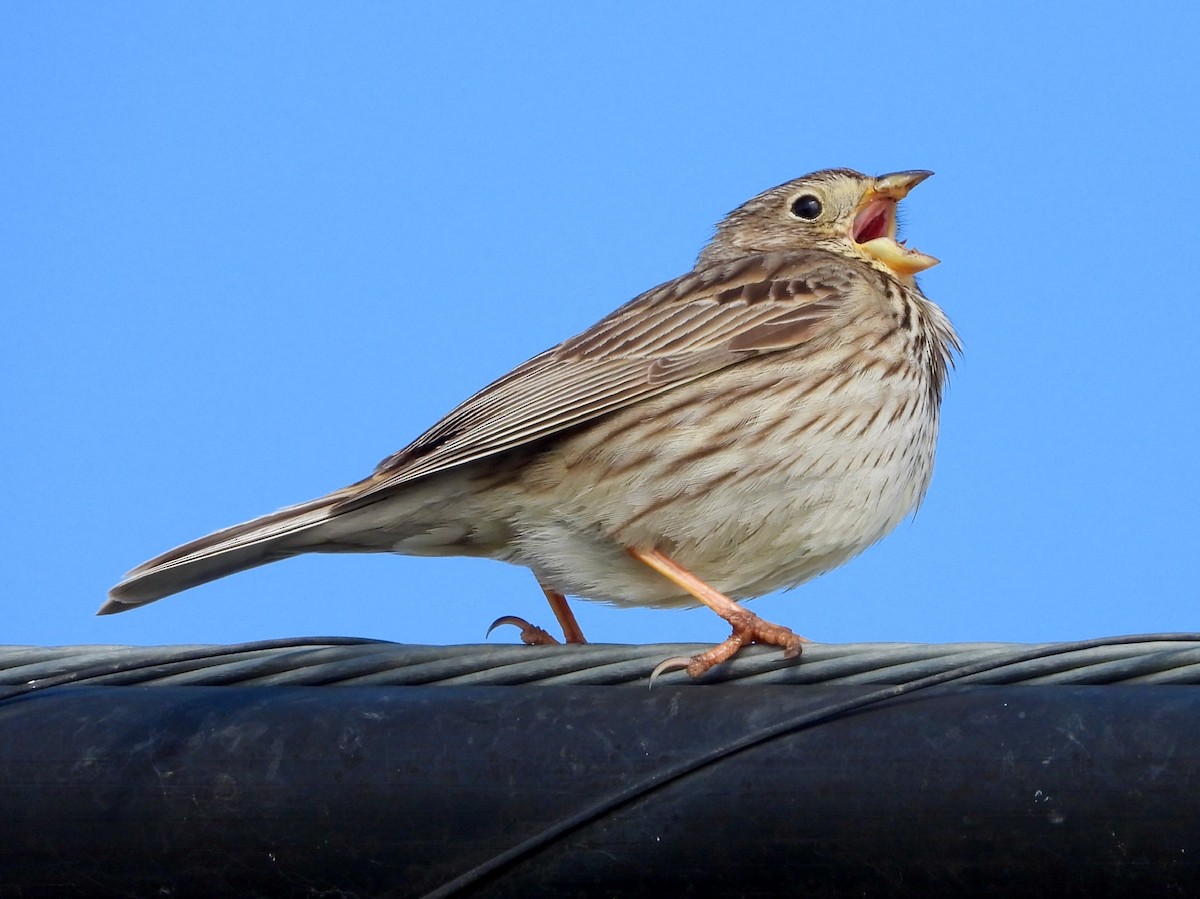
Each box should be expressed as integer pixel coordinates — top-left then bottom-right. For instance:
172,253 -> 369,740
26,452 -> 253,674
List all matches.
628,547 -> 807,678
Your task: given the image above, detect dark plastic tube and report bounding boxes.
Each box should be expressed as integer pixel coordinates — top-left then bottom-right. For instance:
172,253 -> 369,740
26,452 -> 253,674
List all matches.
0,683 -> 1197,897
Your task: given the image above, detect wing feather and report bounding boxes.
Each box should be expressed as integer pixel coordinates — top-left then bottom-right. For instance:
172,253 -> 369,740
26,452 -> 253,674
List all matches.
345,250 -> 864,507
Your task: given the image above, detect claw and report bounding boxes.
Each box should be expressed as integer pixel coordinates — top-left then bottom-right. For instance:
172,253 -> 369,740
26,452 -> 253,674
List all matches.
486,615 -> 560,646
648,656 -> 693,689
485,615 -> 525,638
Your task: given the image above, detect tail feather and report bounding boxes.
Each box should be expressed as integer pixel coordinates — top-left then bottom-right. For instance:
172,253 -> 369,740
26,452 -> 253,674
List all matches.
102,495 -> 341,613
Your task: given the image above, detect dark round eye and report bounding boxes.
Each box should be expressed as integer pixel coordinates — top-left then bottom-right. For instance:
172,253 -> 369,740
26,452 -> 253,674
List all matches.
790,194 -> 822,220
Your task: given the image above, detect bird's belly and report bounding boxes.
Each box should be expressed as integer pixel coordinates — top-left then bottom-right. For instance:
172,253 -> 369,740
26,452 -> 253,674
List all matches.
514,356 -> 940,607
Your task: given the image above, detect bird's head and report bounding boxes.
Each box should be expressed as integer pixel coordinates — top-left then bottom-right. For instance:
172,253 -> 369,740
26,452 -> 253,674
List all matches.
698,168 -> 940,281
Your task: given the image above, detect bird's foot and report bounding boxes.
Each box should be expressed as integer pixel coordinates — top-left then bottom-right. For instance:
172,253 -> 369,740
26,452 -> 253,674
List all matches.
487,615 -> 562,646
627,546 -> 807,682
650,610 -> 807,684
485,581 -> 589,646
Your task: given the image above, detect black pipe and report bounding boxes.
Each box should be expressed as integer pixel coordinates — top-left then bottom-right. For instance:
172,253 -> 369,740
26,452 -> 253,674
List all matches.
0,682 -> 1197,897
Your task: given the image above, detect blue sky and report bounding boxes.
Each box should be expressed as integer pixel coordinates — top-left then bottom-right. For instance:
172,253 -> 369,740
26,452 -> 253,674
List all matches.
4,3 -> 1197,650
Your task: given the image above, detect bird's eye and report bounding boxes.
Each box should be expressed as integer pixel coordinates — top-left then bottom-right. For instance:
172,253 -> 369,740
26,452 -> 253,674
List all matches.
790,195 -> 822,220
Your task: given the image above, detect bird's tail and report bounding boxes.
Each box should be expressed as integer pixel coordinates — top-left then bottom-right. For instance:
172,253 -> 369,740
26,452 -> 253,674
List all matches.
101,493 -> 344,614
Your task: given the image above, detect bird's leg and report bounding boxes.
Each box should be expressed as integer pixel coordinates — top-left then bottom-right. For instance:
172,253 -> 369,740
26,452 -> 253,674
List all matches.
486,582 -> 588,646
627,547 -> 807,678
543,584 -> 588,644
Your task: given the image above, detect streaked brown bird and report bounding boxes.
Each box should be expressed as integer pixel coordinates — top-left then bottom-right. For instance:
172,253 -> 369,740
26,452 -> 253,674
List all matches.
104,168 -> 959,677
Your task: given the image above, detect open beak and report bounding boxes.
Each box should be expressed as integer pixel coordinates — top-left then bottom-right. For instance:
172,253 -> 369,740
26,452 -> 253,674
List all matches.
851,170 -> 939,277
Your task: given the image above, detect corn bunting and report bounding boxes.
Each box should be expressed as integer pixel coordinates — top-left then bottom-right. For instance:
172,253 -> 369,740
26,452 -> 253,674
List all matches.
105,168 -> 959,677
